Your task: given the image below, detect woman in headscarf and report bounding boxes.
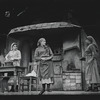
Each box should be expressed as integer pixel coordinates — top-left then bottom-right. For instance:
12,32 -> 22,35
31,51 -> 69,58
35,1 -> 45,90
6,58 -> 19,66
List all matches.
4,42 -> 21,92
83,36 -> 100,91
34,38 -> 54,95
5,42 -> 21,66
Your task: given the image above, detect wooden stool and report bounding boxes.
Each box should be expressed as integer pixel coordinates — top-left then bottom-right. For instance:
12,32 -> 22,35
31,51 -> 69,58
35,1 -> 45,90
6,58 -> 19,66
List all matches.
19,76 -> 38,92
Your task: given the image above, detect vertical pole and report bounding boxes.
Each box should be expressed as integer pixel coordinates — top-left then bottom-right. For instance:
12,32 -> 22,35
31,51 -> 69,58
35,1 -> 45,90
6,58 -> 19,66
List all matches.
80,29 -> 87,91
21,40 -> 30,74
80,30 -> 84,91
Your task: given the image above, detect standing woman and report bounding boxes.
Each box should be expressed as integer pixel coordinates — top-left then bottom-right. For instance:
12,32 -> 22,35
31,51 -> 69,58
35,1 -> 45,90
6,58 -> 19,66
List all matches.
5,42 -> 21,66
83,36 -> 100,91
34,38 -> 54,95
4,42 -> 21,92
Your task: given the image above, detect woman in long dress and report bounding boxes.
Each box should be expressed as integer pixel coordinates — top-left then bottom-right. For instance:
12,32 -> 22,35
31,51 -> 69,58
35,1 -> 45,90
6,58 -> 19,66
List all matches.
84,36 -> 100,91
3,42 -> 21,92
34,38 -> 54,95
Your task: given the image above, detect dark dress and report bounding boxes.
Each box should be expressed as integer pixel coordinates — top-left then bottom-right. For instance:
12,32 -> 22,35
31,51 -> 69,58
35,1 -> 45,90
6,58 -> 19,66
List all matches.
34,45 -> 54,83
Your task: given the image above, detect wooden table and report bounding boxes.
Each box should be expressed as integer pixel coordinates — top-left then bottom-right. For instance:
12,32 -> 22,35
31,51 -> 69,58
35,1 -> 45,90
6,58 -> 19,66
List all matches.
0,66 -> 25,92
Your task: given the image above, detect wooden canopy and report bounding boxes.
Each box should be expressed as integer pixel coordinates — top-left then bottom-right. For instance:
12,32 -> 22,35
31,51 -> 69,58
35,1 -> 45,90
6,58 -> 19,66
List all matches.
8,22 -> 81,36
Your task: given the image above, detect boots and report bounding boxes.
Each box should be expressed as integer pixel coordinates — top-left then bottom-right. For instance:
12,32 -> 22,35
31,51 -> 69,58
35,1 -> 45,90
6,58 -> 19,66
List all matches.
39,84 -> 45,95
9,85 -> 15,92
47,84 -> 52,92
91,83 -> 98,92
85,83 -> 91,91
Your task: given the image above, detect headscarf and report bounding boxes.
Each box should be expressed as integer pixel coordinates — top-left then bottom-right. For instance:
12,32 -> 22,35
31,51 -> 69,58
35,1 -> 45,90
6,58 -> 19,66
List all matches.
37,38 -> 46,46
11,42 -> 17,50
86,36 -> 99,52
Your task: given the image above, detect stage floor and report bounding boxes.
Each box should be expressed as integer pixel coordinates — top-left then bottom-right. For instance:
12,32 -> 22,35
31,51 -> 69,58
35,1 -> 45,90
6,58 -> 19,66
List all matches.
0,91 -> 100,95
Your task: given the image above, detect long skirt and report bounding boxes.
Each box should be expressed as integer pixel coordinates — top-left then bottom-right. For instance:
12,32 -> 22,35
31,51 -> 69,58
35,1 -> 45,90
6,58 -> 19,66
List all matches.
85,58 -> 100,84
38,60 -> 54,84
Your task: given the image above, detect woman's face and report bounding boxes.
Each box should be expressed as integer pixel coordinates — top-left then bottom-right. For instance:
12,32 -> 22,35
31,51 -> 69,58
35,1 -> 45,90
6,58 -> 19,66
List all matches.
40,40 -> 46,46
12,44 -> 17,50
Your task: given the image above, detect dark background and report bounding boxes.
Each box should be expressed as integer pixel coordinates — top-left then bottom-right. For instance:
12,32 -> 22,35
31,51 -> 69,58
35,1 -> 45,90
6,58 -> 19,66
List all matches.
0,0 -> 99,38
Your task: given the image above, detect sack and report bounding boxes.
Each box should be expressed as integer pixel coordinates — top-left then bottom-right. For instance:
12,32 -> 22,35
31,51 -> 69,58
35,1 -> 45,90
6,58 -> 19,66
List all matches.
8,76 -> 16,85
26,70 -> 37,77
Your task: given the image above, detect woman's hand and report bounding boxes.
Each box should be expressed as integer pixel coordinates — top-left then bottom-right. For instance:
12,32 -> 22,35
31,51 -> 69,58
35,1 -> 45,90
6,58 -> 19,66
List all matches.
87,57 -> 94,64
10,58 -> 14,61
41,56 -> 52,61
41,57 -> 46,61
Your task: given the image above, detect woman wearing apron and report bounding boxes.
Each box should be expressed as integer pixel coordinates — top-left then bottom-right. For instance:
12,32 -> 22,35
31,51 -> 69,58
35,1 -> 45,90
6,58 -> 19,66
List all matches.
34,38 -> 54,95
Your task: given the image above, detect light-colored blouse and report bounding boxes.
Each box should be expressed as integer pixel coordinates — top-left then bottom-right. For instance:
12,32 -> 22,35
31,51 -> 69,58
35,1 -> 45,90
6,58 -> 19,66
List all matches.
5,50 -> 21,66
